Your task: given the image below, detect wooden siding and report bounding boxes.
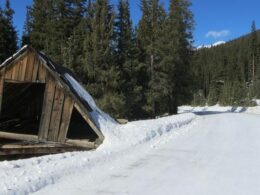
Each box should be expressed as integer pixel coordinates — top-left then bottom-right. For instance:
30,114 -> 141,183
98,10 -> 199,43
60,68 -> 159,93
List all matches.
58,95 -> 74,143
0,49 -> 103,150
3,52 -> 46,83
47,85 -> 65,141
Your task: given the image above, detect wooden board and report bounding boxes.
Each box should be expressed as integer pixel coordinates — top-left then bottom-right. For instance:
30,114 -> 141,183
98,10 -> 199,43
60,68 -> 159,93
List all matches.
4,68 -> 12,79
0,143 -> 88,156
32,57 -> 40,82
38,63 -> 47,83
58,95 -> 74,143
38,77 -> 56,141
0,131 -> 38,142
47,86 -> 65,141
11,61 -> 20,80
25,53 -> 35,81
66,139 -> 96,149
19,55 -> 28,81
0,68 -> 5,115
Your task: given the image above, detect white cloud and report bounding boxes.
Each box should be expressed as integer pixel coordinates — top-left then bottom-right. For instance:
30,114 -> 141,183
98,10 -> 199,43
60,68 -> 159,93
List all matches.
205,30 -> 230,38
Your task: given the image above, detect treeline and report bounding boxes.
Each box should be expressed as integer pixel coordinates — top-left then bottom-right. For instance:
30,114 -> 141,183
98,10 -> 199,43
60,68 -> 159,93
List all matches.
0,0 -> 194,119
0,0 -> 17,63
192,21 -> 260,106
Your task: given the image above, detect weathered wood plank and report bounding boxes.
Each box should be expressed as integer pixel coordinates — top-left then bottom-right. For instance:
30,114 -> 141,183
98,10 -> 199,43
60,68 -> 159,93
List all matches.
0,143 -> 61,149
32,57 -> 39,82
66,139 -> 96,149
38,78 -> 56,141
11,62 -> 20,80
4,68 -> 12,79
0,68 -> 5,115
0,131 -> 38,142
25,53 -> 35,81
0,144 -> 88,156
38,63 -> 47,83
19,55 -> 28,81
16,60 -> 23,81
3,79 -> 44,84
58,95 -> 74,143
48,86 -> 65,141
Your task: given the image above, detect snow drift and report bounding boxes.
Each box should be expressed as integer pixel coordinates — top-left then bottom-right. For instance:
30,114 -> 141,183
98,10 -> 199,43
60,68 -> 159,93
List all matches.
0,89 -> 196,195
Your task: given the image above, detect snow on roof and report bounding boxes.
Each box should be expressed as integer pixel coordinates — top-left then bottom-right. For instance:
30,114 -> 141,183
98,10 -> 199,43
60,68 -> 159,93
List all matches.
63,73 -> 117,129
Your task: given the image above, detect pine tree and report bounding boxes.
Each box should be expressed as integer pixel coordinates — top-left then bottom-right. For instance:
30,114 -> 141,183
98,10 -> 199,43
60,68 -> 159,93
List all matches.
21,6 -> 32,46
29,0 -> 86,64
115,0 -> 132,68
0,0 -> 17,63
83,0 -> 124,118
137,0 -> 167,117
114,0 -> 146,119
162,0 -> 194,114
0,7 -> 8,63
29,0 -> 49,50
250,20 -> 257,83
4,0 -> 17,55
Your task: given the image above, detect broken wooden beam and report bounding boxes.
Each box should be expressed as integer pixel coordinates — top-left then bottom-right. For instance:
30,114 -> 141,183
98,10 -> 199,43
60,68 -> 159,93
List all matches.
0,131 -> 38,142
66,139 -> 97,149
0,144 -> 87,156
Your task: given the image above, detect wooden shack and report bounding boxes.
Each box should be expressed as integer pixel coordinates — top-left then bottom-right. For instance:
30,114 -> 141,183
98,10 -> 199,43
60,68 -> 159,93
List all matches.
0,45 -> 104,155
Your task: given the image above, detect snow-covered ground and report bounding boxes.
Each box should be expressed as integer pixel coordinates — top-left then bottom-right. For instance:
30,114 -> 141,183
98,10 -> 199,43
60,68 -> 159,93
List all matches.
1,104 -> 260,195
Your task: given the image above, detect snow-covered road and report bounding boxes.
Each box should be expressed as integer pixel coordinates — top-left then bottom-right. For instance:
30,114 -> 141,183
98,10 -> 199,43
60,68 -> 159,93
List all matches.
1,109 -> 260,195
35,112 -> 260,195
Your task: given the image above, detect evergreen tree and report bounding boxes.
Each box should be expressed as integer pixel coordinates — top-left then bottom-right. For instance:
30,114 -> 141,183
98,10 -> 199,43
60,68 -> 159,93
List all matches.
114,0 -> 146,119
0,0 -> 17,63
162,0 -> 194,114
0,7 -> 8,63
29,0 -> 86,64
115,0 -> 132,68
250,20 -> 257,83
21,6 -> 32,46
83,0 -> 124,118
191,22 -> 260,106
137,0 -> 167,117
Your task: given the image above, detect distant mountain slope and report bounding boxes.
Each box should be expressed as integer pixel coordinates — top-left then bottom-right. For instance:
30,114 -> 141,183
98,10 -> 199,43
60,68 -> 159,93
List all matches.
192,29 -> 260,106
197,41 -> 226,49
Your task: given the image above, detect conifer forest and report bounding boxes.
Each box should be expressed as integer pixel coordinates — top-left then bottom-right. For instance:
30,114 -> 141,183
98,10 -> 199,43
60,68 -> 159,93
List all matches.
0,0 -> 259,120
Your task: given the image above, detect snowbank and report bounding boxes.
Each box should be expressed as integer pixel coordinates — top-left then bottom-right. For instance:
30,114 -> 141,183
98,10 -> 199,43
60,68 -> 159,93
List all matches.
179,104 -> 246,114
179,104 -> 260,116
0,113 -> 195,195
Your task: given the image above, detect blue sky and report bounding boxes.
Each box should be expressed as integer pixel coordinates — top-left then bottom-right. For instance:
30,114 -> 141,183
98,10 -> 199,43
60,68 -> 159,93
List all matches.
0,0 -> 259,47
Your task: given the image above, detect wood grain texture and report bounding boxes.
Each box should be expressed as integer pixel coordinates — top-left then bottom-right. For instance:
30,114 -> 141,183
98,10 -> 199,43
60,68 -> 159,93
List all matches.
19,56 -> 28,81
48,86 -> 65,141
38,63 -> 47,83
38,77 -> 56,141
32,57 -> 39,82
0,68 -> 5,115
25,53 -> 35,81
58,95 -> 74,143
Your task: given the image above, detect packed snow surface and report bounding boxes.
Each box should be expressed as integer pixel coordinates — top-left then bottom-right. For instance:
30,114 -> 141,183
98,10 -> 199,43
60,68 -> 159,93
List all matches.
1,105 -> 260,195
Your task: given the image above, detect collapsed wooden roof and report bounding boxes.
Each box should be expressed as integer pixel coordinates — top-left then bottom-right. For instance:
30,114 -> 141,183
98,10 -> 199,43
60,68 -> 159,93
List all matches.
0,45 -> 104,155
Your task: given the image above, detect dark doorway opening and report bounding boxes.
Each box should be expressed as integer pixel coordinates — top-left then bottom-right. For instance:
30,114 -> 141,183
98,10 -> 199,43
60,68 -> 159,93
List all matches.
0,82 -> 45,135
67,107 -> 98,142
